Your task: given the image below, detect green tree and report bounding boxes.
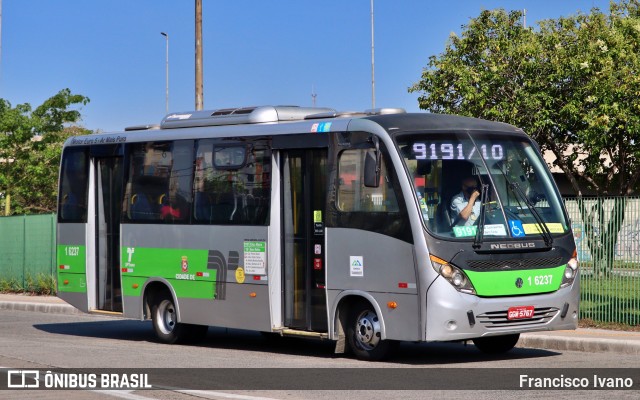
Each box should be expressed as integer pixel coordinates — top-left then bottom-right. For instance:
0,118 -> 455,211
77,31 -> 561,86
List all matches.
0,89 -> 90,214
409,1 -> 640,273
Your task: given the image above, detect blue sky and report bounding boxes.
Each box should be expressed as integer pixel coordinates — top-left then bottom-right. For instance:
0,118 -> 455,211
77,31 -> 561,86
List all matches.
1,0 -> 610,133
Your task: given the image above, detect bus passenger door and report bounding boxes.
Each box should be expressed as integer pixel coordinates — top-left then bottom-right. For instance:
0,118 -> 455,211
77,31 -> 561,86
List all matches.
281,149 -> 328,332
93,153 -> 124,312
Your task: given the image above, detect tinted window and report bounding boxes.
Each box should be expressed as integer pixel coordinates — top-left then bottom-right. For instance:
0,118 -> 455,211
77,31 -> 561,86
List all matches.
332,140 -> 411,243
123,141 -> 194,223
338,149 -> 399,212
58,147 -> 89,222
193,139 -> 271,225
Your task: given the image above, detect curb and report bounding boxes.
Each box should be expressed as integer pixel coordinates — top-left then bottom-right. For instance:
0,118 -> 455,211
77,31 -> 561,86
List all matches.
0,300 -> 82,315
518,334 -> 640,355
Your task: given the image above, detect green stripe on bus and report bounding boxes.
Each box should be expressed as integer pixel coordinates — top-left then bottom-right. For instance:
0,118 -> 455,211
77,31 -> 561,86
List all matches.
57,245 -> 87,293
121,247 -> 218,299
466,265 -> 565,296
57,272 -> 87,293
122,276 -> 218,299
56,245 -> 87,273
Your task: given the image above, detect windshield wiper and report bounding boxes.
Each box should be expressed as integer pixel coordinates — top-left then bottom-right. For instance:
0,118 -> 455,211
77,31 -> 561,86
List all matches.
472,184 -> 489,249
509,181 -> 554,247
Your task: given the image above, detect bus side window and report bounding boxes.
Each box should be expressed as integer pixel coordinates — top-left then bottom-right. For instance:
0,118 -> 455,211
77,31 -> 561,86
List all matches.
193,139 -> 271,225
337,148 -> 399,212
334,143 -> 411,242
58,147 -> 89,222
124,140 -> 193,223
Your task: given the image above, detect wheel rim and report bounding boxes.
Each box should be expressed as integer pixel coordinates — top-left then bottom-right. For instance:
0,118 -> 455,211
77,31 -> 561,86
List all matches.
157,299 -> 176,335
354,310 -> 381,350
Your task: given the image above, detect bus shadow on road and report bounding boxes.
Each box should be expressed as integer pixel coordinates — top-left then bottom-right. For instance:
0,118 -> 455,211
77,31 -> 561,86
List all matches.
34,321 -> 560,364
34,320 -> 155,342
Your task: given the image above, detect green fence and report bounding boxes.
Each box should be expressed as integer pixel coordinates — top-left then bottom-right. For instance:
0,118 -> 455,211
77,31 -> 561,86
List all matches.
0,214 -> 56,287
565,197 -> 640,326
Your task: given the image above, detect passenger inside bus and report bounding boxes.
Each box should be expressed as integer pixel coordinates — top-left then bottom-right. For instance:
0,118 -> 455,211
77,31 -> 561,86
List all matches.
160,180 -> 189,222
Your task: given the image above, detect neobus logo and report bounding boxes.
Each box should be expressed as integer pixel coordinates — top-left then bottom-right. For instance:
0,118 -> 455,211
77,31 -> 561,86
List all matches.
490,242 -> 536,250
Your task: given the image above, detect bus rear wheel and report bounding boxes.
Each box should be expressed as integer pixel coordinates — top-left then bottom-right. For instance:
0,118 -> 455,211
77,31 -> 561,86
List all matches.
346,302 -> 395,361
472,333 -> 520,354
151,293 -> 207,344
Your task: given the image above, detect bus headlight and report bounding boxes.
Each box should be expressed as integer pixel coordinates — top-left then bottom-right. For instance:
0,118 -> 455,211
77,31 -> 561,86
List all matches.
430,255 -> 476,295
560,256 -> 579,288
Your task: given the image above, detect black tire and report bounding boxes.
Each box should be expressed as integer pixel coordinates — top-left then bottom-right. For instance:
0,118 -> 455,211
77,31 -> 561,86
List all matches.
151,292 -> 207,344
346,302 -> 395,361
472,333 -> 520,354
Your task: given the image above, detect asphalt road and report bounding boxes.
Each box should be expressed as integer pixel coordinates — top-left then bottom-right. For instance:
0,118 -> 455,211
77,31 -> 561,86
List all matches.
0,310 -> 638,400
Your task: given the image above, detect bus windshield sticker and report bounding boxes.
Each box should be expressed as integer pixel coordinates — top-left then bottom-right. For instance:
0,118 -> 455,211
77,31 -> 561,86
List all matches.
523,223 -> 565,234
484,224 -> 507,236
350,256 -> 364,277
311,122 -> 332,133
452,224 -> 506,238
243,241 -> 266,275
508,220 -> 526,237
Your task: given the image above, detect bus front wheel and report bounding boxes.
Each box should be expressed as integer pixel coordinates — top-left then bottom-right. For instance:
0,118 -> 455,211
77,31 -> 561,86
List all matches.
472,333 -> 520,354
151,293 -> 207,344
346,302 -> 395,361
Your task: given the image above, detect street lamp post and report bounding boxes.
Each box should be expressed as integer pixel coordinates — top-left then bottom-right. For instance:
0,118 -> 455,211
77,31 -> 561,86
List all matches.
370,0 -> 375,109
161,32 -> 169,114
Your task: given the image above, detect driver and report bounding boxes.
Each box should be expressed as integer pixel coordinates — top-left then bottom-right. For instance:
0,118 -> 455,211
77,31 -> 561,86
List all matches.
450,176 -> 481,226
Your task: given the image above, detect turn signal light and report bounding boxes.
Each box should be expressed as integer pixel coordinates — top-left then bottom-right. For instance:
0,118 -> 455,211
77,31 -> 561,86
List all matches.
132,284 -> 139,289
387,301 -> 398,309
250,292 -> 257,298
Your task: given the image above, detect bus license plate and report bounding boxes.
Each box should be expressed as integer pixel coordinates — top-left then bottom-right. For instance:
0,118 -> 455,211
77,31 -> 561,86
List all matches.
507,306 -> 535,320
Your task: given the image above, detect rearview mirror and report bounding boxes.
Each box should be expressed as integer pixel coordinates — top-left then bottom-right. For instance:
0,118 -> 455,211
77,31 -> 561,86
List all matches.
364,150 -> 380,188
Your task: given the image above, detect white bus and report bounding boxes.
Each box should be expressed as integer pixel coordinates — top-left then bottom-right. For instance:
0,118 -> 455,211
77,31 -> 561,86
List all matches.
57,106 -> 579,360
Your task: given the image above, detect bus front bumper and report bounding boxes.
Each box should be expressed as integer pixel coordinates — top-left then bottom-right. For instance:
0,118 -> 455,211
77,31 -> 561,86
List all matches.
425,274 -> 580,342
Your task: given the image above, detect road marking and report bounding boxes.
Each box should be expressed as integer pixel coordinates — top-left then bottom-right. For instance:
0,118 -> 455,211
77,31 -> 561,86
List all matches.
92,390 -> 157,400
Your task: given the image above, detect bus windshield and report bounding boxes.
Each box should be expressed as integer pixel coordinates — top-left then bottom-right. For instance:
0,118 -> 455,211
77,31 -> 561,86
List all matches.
396,132 -> 569,240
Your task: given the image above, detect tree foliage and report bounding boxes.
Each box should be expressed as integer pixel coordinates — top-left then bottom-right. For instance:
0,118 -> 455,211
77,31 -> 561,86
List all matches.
0,89 -> 90,214
410,0 -> 640,196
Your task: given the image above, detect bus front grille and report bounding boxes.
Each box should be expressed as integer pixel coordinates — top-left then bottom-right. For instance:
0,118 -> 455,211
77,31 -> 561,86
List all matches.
476,307 -> 559,329
466,257 -> 563,271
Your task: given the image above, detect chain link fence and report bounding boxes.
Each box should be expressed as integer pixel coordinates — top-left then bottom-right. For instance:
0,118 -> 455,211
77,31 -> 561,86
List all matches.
565,197 -> 640,326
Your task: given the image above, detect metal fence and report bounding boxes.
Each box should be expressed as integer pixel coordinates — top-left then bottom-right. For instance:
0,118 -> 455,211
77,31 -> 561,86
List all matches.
565,197 -> 640,326
0,207 -> 638,326
0,214 -> 56,287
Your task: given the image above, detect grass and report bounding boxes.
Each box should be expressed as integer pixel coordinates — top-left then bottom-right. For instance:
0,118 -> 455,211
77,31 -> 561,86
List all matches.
579,261 -> 640,270
579,274 -> 640,327
0,273 -> 57,295
579,318 -> 640,332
